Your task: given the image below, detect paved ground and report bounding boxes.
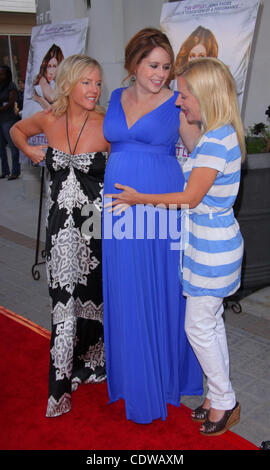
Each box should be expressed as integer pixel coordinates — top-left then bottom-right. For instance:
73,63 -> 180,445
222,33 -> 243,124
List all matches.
0,163 -> 270,449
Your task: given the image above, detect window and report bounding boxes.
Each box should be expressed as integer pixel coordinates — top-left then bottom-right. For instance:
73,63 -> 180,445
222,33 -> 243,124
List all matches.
0,34 -> 31,84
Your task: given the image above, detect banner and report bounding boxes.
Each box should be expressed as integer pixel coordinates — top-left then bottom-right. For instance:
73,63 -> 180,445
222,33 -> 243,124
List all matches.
23,18 -> 88,150
160,0 -> 260,164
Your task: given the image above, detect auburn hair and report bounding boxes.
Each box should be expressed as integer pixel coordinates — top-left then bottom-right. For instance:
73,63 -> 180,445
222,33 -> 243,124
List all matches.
124,27 -> 175,86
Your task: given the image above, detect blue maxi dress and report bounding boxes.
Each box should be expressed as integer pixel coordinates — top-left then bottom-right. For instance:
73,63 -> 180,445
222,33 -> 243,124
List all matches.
102,88 -> 203,424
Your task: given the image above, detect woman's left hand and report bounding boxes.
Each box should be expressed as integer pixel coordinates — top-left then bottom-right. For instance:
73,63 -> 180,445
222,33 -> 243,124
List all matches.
104,183 -> 141,213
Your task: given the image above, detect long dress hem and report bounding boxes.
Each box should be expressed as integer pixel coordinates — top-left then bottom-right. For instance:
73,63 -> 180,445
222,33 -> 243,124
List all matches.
45,147 -> 107,418
102,88 -> 203,424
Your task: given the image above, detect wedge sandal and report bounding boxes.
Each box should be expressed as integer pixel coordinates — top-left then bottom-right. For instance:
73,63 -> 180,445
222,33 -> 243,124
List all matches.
200,402 -> 240,436
191,405 -> 210,422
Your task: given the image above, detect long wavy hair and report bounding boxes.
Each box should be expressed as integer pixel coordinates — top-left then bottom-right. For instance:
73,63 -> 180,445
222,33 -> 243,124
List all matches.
176,57 -> 245,161
52,54 -> 104,117
175,26 -> 218,70
33,44 -> 64,85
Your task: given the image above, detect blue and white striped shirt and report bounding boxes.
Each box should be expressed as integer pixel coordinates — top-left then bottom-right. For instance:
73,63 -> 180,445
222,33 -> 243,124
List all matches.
181,124 -> 244,298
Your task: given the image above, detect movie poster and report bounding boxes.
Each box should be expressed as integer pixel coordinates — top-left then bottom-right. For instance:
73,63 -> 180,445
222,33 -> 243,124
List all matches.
23,18 -> 88,148
160,0 -> 260,164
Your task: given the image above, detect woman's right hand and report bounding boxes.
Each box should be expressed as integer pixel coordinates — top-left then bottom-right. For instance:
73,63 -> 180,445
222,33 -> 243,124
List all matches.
27,145 -> 48,164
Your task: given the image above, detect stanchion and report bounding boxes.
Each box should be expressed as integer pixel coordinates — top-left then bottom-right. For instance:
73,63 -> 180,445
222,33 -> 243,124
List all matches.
31,166 -> 46,280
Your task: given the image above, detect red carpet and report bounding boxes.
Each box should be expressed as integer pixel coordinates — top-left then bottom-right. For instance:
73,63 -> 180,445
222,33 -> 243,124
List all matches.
0,306 -> 258,452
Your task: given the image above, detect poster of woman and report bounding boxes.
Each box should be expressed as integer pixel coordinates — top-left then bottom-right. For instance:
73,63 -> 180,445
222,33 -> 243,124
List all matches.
160,0 -> 260,164
33,44 -> 64,110
175,25 -> 218,70
23,18 -> 88,147
160,0 -> 260,109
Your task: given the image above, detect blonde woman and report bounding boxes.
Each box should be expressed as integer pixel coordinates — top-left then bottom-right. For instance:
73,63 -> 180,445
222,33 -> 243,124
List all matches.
10,55 -> 109,417
105,57 -> 244,436
102,27 -> 203,425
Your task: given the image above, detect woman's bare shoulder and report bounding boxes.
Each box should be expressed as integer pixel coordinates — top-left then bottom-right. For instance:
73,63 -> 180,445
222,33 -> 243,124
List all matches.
89,109 -> 106,124
29,110 -> 63,136
40,109 -> 63,126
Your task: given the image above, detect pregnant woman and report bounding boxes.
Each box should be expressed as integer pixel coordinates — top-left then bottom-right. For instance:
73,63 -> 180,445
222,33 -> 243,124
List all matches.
102,28 -> 203,424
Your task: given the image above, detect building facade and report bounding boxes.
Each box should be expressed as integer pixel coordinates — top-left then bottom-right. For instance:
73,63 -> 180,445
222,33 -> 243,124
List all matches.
0,0 -> 36,83
1,0 -> 269,128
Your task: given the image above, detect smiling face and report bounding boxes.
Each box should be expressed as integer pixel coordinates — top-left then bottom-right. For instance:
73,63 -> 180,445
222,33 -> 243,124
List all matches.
176,76 -> 202,124
68,66 -> 102,111
46,57 -> 58,82
134,47 -> 172,94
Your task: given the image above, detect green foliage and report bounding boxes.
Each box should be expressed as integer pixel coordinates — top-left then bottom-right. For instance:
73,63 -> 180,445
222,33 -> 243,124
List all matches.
245,136 -> 267,154
246,108 -> 270,154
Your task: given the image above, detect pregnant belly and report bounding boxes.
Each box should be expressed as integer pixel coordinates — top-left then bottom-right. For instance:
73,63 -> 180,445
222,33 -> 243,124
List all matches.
104,150 -> 184,194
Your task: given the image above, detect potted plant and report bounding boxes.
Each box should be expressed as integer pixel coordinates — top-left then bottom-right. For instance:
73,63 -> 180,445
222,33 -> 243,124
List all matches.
245,106 -> 270,154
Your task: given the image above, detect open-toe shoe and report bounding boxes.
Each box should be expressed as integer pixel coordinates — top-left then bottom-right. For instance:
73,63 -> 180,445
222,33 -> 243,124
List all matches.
191,405 -> 210,422
200,402 -> 240,436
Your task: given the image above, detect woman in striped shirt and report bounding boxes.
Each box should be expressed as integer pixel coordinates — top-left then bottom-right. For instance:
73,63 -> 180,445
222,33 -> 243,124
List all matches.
105,57 -> 245,436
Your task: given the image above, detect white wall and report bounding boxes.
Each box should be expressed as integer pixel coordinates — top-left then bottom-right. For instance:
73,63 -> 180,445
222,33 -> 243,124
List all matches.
122,0 -> 164,43
86,0 -> 126,106
44,0 -> 270,129
242,0 -> 270,128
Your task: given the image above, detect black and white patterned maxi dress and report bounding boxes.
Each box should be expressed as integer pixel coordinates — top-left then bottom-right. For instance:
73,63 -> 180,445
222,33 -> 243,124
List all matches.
45,147 -> 107,417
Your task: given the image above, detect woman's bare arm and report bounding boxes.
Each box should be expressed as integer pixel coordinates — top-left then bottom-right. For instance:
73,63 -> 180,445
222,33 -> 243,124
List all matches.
10,112 -> 48,164
179,110 -> 201,153
105,167 -> 218,212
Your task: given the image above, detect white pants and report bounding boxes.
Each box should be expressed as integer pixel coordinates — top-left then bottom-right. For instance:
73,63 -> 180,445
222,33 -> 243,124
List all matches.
185,296 -> 236,410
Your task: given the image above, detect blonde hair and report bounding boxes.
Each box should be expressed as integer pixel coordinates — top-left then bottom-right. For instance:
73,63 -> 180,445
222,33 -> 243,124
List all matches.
176,57 -> 245,161
52,54 -> 104,117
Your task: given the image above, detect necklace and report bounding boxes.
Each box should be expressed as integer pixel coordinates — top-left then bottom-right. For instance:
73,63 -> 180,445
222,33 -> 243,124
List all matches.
66,111 -> 88,155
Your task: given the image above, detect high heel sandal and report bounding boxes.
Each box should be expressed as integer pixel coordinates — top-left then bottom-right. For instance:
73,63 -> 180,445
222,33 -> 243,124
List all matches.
200,402 -> 240,436
191,405 -> 210,422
